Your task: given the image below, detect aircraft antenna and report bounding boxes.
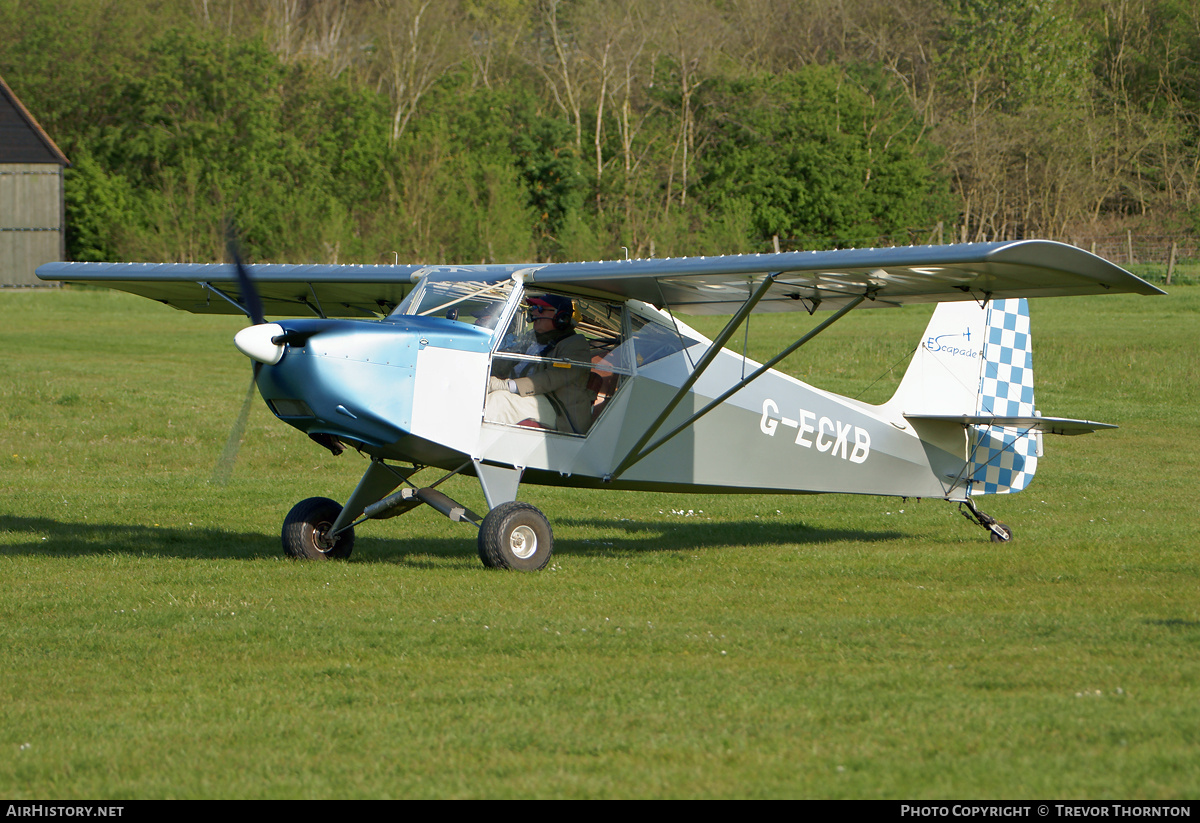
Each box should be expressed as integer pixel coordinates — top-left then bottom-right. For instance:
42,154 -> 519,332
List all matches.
852,344 -> 920,402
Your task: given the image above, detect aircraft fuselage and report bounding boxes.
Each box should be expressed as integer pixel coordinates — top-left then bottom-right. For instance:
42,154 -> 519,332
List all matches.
251,291 -> 969,501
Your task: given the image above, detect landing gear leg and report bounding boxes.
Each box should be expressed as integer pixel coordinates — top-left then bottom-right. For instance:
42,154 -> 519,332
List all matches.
960,498 -> 1013,543
473,460 -> 552,571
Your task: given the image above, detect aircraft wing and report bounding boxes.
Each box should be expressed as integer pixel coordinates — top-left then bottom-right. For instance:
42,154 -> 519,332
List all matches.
522,240 -> 1165,314
34,261 -> 437,318
38,240 -> 1163,318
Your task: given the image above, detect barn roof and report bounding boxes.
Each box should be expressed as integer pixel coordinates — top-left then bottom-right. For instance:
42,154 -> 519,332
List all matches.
0,74 -> 70,166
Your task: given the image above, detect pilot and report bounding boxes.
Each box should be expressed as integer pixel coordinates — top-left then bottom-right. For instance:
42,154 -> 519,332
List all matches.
474,302 -> 504,329
485,294 -> 595,434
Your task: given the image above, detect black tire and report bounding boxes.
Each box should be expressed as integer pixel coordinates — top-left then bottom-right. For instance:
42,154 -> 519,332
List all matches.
282,497 -> 355,560
989,523 -> 1013,543
477,501 -> 553,571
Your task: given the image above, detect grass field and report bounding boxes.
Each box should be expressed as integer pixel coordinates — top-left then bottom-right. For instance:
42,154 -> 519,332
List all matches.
1,286 -> 1197,799
1128,261 -> 1200,287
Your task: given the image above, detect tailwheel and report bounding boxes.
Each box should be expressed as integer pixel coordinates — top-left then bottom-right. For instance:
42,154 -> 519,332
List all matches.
477,501 -> 553,571
960,498 -> 1013,544
282,497 -> 355,560
989,523 -> 1013,543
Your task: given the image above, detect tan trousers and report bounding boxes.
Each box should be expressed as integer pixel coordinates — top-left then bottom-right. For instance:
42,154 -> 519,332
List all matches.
484,389 -> 557,428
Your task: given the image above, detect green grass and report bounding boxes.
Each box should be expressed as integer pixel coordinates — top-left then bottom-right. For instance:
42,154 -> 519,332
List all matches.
1128,261 -> 1200,287
1,287 -> 1197,798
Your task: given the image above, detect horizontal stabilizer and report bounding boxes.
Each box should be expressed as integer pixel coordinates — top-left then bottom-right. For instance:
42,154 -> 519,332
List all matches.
904,414 -> 1117,436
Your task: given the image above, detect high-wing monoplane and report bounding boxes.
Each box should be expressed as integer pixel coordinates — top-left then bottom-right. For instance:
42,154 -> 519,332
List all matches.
38,241 -> 1164,569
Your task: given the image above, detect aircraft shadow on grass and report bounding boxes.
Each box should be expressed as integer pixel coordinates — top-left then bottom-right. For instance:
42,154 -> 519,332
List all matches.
547,517 -> 906,555
0,514 -> 904,564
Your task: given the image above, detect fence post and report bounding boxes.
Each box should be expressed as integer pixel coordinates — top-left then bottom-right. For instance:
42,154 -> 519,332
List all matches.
1126,230 -> 1135,264
1167,240 -> 1177,286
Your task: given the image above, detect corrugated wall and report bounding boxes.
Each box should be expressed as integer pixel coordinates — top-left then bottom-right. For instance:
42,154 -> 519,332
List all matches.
0,164 -> 64,286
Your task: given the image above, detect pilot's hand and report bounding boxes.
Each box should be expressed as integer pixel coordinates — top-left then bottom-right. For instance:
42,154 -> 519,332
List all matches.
488,376 -> 506,392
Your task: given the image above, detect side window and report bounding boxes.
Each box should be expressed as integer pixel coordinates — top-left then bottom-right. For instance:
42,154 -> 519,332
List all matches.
594,309 -> 701,375
485,293 -> 627,434
626,312 -> 700,367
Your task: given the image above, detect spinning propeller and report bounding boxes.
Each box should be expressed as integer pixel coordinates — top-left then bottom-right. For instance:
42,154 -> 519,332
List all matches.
211,233 -> 272,486
212,234 -> 337,483
230,240 -> 287,366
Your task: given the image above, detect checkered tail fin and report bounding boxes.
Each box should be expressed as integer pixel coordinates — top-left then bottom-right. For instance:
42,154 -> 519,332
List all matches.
968,298 -> 1040,495
889,298 -> 1042,496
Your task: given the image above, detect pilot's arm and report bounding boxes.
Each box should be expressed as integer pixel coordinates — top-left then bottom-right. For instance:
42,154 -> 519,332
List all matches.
509,333 -> 592,397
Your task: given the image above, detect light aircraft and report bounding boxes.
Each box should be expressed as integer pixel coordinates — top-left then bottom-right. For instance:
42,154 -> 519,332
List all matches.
38,241 -> 1163,570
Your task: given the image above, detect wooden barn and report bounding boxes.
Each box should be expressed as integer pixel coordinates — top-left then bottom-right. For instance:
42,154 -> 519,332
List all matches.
1,74 -> 70,287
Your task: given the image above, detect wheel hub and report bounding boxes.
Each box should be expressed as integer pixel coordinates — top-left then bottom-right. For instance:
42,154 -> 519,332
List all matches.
509,525 -> 538,559
312,521 -> 337,553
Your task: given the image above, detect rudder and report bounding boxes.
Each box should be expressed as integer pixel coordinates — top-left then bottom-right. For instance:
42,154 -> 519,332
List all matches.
889,298 -> 1041,496
970,298 -> 1039,495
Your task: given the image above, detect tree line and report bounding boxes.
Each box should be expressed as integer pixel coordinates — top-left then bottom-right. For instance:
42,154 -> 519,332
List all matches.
2,0 -> 1197,265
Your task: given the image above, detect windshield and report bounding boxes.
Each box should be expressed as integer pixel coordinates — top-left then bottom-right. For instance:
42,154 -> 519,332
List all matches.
390,278 -> 514,328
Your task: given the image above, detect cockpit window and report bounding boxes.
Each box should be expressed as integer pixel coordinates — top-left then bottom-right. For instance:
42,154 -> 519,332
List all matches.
585,308 -> 701,374
390,278 -> 514,327
486,292 -> 628,436
626,312 -> 702,368
495,293 -> 624,365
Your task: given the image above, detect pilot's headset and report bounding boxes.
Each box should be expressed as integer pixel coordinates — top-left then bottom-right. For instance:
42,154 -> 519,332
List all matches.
527,295 -> 576,331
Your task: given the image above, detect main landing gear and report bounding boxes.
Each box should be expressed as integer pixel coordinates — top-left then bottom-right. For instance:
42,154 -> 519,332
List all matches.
960,498 -> 1013,543
280,459 -> 555,570
477,501 -> 553,571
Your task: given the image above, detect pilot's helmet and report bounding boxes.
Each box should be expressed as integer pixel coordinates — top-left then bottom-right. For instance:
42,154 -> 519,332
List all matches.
527,295 -> 576,329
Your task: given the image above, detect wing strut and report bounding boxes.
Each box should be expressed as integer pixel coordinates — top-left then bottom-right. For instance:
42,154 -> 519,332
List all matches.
305,283 -> 328,318
616,295 -> 869,478
610,293 -> 867,480
197,279 -> 317,320
198,281 -> 252,318
609,274 -> 780,479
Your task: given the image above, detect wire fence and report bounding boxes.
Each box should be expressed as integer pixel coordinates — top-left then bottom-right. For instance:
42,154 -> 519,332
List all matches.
1071,234 -> 1199,264
1062,235 -> 1199,285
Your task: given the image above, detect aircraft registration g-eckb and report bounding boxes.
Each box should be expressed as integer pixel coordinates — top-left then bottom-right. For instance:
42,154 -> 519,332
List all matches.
38,241 -> 1164,570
